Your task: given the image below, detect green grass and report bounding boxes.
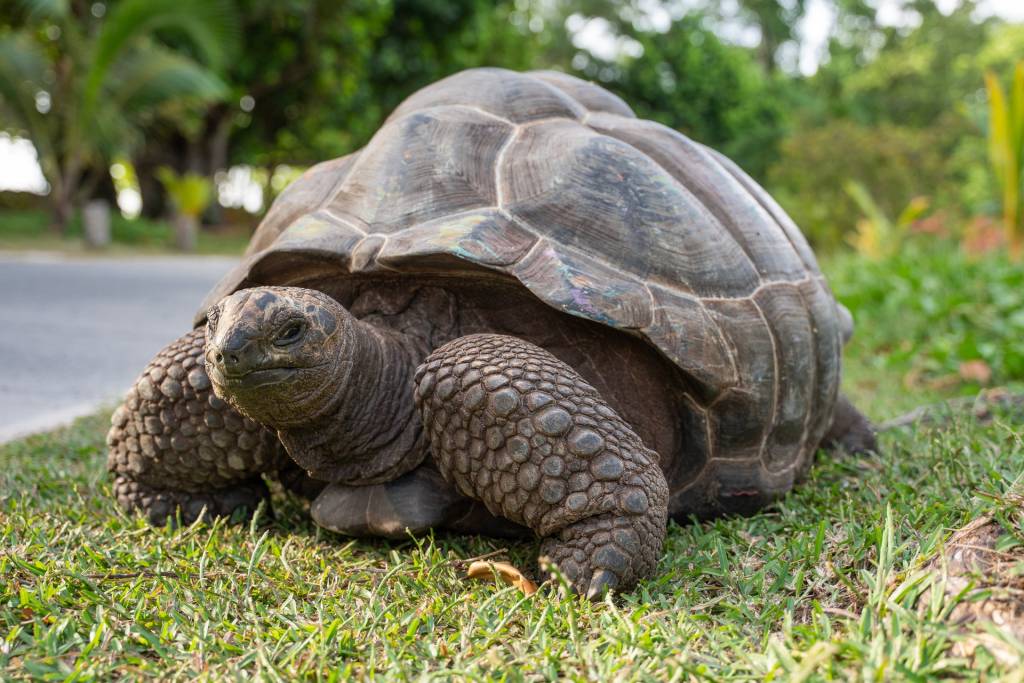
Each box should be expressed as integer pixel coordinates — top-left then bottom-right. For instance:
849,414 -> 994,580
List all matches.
2,238 -> 1024,680
826,239 -> 1024,417
0,209 -> 251,256
3,408 -> 1022,679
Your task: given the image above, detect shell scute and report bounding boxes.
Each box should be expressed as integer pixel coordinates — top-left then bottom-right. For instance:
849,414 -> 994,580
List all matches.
702,299 -> 775,461
753,284 -> 815,473
511,239 -> 653,330
645,285 -> 736,401
328,107 -> 512,232
244,153 -> 359,256
704,146 -> 821,275
386,67 -> 585,124
377,210 -> 536,271
527,70 -> 635,118
501,119 -> 761,298
586,113 -> 807,282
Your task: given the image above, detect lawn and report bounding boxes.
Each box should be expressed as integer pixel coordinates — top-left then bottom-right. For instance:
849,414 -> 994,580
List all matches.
2,239 -> 1024,680
0,209 -> 252,256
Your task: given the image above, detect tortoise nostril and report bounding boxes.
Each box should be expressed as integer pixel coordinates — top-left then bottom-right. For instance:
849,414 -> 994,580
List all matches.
215,352 -> 224,364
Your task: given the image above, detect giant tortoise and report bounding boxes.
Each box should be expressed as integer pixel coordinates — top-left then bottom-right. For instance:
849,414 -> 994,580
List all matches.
107,67 -> 875,598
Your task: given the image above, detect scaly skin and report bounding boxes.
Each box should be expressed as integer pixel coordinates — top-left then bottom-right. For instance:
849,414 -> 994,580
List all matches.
414,334 -> 669,598
106,328 -> 287,525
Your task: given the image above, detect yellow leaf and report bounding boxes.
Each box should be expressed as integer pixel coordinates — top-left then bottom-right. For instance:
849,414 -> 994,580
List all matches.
897,196 -> 930,227
985,65 -> 1024,257
465,560 -> 538,596
1012,63 -> 1024,162
986,71 -> 1010,186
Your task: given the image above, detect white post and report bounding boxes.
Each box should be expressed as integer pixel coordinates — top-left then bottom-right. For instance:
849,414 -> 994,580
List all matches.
82,199 -> 111,248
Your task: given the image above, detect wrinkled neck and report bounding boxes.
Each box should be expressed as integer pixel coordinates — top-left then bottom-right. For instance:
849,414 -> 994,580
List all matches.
278,316 -> 428,485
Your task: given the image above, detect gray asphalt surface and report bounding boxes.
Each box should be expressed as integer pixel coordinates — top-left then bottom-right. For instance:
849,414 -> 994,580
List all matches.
0,252 -> 237,442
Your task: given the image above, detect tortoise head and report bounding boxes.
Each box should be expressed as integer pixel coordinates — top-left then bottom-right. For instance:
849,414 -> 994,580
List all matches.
205,286 -> 350,428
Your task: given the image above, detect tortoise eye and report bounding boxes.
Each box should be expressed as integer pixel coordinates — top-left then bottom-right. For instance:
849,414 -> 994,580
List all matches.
275,321 -> 305,346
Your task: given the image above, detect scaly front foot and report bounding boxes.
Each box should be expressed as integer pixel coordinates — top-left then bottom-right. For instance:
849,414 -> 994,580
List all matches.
415,334 -> 668,598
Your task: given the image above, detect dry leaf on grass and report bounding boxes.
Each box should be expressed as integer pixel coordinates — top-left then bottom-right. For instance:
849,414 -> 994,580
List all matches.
959,360 -> 993,385
465,560 -> 538,595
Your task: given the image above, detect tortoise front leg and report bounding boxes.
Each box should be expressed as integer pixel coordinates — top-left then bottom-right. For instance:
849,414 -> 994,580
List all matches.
107,329 -> 287,525
414,334 -> 669,598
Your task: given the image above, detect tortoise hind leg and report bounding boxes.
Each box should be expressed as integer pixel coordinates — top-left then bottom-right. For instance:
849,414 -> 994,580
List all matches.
107,328 -> 287,525
414,334 -> 669,598
822,393 -> 877,454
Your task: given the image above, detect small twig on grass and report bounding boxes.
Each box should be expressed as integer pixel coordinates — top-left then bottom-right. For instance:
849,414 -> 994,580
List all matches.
86,570 -> 180,580
946,543 -> 1021,560
823,607 -> 860,620
880,390 -> 1024,432
449,548 -> 508,571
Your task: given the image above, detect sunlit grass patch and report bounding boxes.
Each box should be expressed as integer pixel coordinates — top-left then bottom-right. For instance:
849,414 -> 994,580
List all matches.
2,405 -> 1023,679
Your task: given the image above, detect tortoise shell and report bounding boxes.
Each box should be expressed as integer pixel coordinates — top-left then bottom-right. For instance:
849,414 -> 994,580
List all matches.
197,68 -> 843,513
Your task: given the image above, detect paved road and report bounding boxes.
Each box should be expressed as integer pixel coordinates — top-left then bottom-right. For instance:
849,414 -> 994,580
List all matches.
0,252 -> 237,442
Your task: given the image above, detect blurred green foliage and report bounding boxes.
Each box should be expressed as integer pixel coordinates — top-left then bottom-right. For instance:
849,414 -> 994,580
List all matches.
830,238 -> 1024,390
577,13 -> 790,179
767,3 -> 1019,248
156,168 -> 212,218
0,0 -> 238,230
769,120 -> 948,246
133,0 -> 557,211
0,0 -> 1020,252
844,181 -> 929,260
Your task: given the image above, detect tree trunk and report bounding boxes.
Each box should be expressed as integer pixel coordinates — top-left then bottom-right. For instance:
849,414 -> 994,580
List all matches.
173,213 -> 198,252
137,165 -> 168,219
205,110 -> 234,225
50,150 -> 85,236
88,166 -> 119,205
206,107 -> 233,177
135,133 -> 189,219
49,179 -> 75,236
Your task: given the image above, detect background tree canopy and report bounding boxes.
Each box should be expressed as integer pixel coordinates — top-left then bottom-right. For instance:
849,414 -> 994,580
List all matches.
0,0 -> 1020,250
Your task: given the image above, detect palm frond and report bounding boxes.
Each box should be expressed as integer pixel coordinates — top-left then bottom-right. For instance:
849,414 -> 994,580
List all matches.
82,0 -> 239,116
17,0 -> 68,20
108,43 -> 228,114
86,100 -> 139,161
0,33 -> 57,165
0,32 -> 48,126
86,44 -> 228,159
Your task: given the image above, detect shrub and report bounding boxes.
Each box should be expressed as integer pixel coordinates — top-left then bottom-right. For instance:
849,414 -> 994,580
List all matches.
768,120 -> 950,249
828,237 -> 1024,390
576,14 -> 789,181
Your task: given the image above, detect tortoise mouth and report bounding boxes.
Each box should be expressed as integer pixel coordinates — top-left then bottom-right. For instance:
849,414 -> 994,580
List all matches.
208,365 -> 301,390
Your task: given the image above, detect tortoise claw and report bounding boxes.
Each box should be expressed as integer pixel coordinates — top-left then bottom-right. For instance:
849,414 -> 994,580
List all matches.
586,569 -> 619,601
